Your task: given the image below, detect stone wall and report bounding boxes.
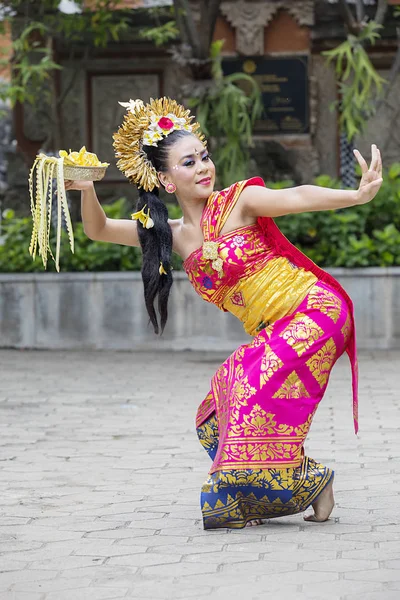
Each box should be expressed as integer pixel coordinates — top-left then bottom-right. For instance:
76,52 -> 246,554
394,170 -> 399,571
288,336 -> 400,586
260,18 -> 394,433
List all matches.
1,269 -> 399,351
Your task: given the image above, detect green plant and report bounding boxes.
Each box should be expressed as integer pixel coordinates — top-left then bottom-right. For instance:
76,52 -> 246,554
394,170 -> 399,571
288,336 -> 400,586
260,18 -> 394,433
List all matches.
276,168 -> 400,267
2,168 -> 400,272
0,0 -> 128,150
0,197 -> 183,272
323,21 -> 386,141
188,40 -> 263,189
139,7 -> 179,47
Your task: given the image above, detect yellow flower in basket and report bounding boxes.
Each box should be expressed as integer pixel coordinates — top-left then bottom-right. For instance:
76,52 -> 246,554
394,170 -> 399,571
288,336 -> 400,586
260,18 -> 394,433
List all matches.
59,146 -> 109,168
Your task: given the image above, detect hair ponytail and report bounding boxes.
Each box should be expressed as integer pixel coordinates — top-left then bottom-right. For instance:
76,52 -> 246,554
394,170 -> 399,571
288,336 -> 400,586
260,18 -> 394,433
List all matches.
134,128 -> 194,334
136,187 -> 173,334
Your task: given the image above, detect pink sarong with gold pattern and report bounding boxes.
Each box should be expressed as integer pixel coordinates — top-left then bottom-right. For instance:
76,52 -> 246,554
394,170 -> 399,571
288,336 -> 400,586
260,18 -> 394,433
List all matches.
183,177 -> 358,529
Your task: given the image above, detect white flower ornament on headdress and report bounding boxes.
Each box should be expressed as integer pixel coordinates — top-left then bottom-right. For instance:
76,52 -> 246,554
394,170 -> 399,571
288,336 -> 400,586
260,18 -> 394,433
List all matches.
142,112 -> 193,147
113,96 -> 205,191
118,99 -> 144,114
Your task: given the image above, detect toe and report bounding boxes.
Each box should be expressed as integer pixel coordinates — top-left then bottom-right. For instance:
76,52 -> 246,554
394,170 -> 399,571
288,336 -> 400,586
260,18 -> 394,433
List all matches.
304,513 -> 328,523
304,514 -> 317,522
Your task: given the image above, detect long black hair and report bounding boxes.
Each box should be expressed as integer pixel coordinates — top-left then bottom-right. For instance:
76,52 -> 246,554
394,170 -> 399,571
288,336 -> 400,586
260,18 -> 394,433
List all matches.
136,129 -> 193,335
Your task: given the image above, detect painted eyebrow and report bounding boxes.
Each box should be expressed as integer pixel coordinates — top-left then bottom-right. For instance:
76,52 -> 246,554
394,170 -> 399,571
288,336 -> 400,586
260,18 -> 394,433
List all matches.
180,150 -> 208,161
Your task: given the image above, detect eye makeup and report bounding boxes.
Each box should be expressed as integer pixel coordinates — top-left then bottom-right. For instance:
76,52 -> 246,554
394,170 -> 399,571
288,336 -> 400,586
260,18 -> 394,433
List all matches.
180,149 -> 208,162
170,148 -> 211,171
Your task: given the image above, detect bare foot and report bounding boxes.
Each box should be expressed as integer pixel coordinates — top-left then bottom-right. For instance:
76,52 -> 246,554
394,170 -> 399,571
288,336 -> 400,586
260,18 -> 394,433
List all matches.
304,478 -> 334,523
246,519 -> 263,527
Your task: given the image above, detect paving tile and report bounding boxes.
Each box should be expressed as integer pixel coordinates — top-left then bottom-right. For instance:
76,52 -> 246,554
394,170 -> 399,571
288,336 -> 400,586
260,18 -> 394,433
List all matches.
107,553 -> 182,567
140,562 -> 219,578
303,558 -> 379,572
345,569 -> 400,582
1,349 -> 399,597
0,570 -> 58,590
11,577 -> 92,594
343,592 -> 399,600
43,588 -> 129,600
221,559 -> 298,576
183,550 -> 261,564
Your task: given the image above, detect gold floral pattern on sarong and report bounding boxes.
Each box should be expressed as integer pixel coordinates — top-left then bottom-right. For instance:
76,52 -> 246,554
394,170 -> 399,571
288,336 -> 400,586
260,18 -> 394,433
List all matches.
220,440 -> 302,465
219,399 -> 318,467
234,345 -> 246,362
260,345 -> 283,389
306,285 -> 342,323
306,337 -> 337,387
341,311 -> 352,344
213,364 -> 230,432
279,313 -> 324,356
197,413 -> 219,452
196,390 -> 215,427
200,456 -> 334,529
272,370 -> 310,399
250,325 -> 274,349
249,335 -> 265,349
229,364 -> 257,425
272,410 -> 316,437
239,404 -> 277,437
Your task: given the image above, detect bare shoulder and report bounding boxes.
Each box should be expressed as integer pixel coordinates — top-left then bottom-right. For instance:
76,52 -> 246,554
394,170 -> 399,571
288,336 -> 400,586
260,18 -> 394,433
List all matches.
219,183 -> 267,234
237,183 -> 276,218
168,218 -> 182,231
238,184 -> 271,204
169,218 -> 184,255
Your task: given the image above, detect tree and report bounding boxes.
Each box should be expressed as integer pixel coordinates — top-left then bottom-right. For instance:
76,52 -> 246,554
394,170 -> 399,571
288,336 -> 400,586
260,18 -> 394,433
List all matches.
321,0 -> 391,142
141,1 -> 262,187
0,0 -> 128,151
140,1 -> 222,82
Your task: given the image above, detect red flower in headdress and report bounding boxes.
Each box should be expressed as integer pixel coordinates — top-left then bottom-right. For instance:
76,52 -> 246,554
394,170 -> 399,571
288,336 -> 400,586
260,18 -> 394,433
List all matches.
158,117 -> 174,131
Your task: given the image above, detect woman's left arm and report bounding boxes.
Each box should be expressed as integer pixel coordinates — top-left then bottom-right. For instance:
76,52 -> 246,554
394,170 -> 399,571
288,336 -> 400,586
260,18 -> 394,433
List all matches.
241,144 -> 383,219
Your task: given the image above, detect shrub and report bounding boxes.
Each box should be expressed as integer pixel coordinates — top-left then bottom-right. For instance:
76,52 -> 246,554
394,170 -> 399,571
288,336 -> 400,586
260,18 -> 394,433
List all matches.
275,167 -> 400,267
0,198 -> 183,273
1,166 -> 400,272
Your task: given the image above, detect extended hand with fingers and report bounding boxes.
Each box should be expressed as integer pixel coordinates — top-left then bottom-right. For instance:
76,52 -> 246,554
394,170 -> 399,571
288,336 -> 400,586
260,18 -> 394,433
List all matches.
354,144 -> 383,205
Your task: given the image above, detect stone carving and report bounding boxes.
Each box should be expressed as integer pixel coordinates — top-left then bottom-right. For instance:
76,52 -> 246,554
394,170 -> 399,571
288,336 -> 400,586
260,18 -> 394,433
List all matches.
284,1 -> 314,27
220,2 -> 278,55
220,0 -> 314,55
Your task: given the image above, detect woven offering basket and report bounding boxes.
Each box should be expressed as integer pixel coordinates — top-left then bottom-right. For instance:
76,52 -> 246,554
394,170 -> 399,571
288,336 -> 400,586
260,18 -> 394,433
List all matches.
63,164 -> 108,181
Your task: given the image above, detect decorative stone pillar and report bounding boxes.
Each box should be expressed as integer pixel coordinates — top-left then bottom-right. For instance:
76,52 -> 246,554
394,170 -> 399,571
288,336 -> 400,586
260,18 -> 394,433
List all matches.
220,0 -> 314,55
284,0 -> 314,27
220,2 -> 278,55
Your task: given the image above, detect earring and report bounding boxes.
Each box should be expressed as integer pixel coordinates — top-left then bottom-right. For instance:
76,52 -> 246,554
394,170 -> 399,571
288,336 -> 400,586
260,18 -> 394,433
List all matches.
165,183 -> 176,194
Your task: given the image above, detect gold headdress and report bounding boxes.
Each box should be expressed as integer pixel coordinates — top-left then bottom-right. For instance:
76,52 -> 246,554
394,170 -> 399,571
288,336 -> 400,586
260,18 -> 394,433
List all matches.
113,97 -> 205,192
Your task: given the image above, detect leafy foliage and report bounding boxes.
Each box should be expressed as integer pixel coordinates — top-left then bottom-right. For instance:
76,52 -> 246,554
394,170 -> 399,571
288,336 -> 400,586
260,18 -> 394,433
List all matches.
138,7 -> 179,47
323,21 -> 386,141
276,167 -> 400,267
0,1 -> 128,108
2,168 -> 400,272
0,198 -> 182,273
189,40 -> 263,189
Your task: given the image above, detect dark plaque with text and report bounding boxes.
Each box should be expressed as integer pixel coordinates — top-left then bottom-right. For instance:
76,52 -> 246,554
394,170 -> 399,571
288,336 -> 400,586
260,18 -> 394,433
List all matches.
222,56 -> 309,134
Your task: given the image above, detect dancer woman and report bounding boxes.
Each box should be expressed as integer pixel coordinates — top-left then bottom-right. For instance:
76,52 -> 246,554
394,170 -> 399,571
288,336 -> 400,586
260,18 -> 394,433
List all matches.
65,97 -> 382,529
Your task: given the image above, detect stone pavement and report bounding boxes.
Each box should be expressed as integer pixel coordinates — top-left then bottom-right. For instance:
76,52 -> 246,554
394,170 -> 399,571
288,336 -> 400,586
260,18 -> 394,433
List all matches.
0,348 -> 399,600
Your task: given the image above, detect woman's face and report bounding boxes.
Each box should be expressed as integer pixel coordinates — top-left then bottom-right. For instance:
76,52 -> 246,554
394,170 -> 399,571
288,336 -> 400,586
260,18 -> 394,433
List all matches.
160,135 -> 215,201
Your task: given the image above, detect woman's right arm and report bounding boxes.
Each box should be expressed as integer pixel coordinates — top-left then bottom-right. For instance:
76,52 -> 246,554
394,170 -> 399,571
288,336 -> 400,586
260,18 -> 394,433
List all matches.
65,180 -> 140,247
